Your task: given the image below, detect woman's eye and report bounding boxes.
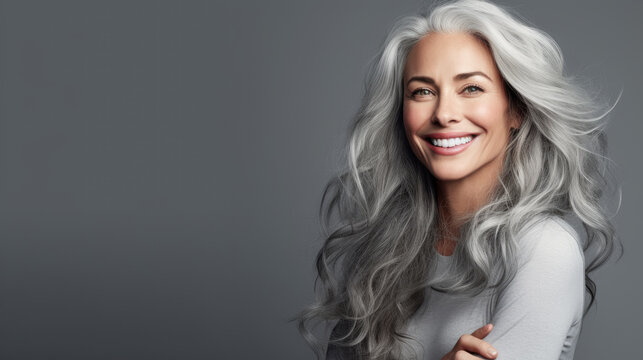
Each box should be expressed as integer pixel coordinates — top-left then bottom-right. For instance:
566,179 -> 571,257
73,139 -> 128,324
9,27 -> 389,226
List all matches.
411,88 -> 433,97
463,85 -> 483,94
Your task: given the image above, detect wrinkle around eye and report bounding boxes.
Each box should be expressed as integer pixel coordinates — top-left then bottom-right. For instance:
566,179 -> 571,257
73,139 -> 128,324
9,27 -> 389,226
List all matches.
409,88 -> 436,99
462,85 -> 484,95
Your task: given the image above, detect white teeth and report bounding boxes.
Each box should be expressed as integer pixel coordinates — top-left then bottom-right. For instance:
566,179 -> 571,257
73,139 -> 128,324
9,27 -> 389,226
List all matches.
429,136 -> 473,148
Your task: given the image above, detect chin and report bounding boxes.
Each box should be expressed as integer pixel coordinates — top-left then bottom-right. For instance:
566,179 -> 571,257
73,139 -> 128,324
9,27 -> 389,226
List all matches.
425,161 -> 470,181
428,168 -> 471,182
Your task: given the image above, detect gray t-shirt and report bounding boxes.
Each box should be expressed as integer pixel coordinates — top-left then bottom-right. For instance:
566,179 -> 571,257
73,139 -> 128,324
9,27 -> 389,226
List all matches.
326,216 -> 586,360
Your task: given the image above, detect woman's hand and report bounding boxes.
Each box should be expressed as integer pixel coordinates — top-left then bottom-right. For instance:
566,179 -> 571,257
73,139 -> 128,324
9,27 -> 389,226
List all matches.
440,323 -> 498,360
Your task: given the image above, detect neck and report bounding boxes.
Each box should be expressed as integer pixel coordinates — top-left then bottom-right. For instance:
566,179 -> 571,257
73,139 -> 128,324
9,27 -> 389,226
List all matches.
434,154 -> 505,254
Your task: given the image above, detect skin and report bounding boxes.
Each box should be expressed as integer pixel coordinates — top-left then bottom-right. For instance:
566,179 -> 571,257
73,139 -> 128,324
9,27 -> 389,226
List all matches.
402,32 -> 521,359
403,32 -> 520,257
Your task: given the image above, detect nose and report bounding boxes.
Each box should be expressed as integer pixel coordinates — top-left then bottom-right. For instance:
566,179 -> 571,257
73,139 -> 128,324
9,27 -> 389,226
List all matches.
432,93 -> 461,127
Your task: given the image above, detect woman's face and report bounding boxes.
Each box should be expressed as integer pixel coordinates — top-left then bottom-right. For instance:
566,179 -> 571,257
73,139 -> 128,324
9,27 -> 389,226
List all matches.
402,32 -> 519,184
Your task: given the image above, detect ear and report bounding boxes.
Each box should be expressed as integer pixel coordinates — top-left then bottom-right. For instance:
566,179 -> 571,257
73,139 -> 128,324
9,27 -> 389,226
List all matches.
509,108 -> 522,130
510,117 -> 521,130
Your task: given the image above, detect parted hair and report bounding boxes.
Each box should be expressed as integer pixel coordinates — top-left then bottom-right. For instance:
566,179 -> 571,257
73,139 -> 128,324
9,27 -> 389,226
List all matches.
295,0 -> 622,359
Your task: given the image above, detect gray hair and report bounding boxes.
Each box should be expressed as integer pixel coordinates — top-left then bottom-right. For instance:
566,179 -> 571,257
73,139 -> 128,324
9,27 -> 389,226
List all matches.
295,0 -> 622,359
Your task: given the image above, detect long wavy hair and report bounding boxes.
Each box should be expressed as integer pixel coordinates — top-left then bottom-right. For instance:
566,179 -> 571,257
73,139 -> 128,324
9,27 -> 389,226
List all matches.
295,0 -> 622,358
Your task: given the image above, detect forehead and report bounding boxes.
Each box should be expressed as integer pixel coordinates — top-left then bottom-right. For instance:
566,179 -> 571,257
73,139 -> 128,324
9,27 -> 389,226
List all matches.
404,32 -> 500,81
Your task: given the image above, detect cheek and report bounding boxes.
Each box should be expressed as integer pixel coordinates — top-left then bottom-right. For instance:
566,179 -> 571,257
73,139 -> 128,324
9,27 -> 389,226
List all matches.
468,99 -> 511,135
402,103 -> 429,161
402,102 -> 425,134
469,101 -> 498,123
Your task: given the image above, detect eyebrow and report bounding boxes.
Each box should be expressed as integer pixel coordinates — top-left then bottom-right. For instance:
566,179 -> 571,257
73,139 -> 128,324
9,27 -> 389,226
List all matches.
405,71 -> 492,87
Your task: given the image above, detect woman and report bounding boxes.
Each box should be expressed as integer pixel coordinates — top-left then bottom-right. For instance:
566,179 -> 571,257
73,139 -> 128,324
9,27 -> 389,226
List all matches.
296,0 -> 621,359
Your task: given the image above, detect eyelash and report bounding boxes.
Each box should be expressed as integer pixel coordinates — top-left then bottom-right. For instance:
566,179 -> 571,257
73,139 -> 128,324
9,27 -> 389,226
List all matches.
463,84 -> 484,94
410,84 -> 484,98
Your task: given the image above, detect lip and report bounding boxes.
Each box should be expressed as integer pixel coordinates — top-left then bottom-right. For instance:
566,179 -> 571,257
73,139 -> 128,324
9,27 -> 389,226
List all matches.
424,132 -> 479,139
424,133 -> 478,155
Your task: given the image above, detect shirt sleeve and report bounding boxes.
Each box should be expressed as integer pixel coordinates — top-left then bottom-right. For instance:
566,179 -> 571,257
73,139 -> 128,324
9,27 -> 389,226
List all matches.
481,219 -> 585,360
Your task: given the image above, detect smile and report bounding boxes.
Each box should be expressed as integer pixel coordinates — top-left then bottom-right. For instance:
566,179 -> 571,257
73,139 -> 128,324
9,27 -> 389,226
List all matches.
423,133 -> 479,155
428,136 -> 473,148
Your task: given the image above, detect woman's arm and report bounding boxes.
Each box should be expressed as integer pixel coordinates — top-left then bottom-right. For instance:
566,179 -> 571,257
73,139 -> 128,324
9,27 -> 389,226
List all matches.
481,219 -> 585,359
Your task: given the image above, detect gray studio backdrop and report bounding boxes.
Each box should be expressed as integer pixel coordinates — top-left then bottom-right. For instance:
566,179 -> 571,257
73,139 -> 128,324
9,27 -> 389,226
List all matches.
0,0 -> 639,359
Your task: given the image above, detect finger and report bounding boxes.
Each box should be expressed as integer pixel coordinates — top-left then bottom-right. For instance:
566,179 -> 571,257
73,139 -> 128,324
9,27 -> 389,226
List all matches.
453,349 -> 495,360
470,323 -> 493,339
455,334 -> 498,359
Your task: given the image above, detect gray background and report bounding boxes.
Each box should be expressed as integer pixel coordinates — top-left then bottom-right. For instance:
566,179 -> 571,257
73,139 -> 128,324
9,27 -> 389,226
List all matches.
0,0 -> 639,359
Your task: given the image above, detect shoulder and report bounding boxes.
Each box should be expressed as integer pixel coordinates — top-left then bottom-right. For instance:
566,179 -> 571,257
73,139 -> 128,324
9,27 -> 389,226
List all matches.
494,216 -> 586,324
486,216 -> 587,353
515,216 -> 585,271
509,216 -> 586,314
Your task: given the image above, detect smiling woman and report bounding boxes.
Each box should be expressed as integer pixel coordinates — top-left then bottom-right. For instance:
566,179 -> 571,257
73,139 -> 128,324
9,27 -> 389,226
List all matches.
294,0 -> 621,359
403,32 -> 522,256
404,31 -> 519,192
